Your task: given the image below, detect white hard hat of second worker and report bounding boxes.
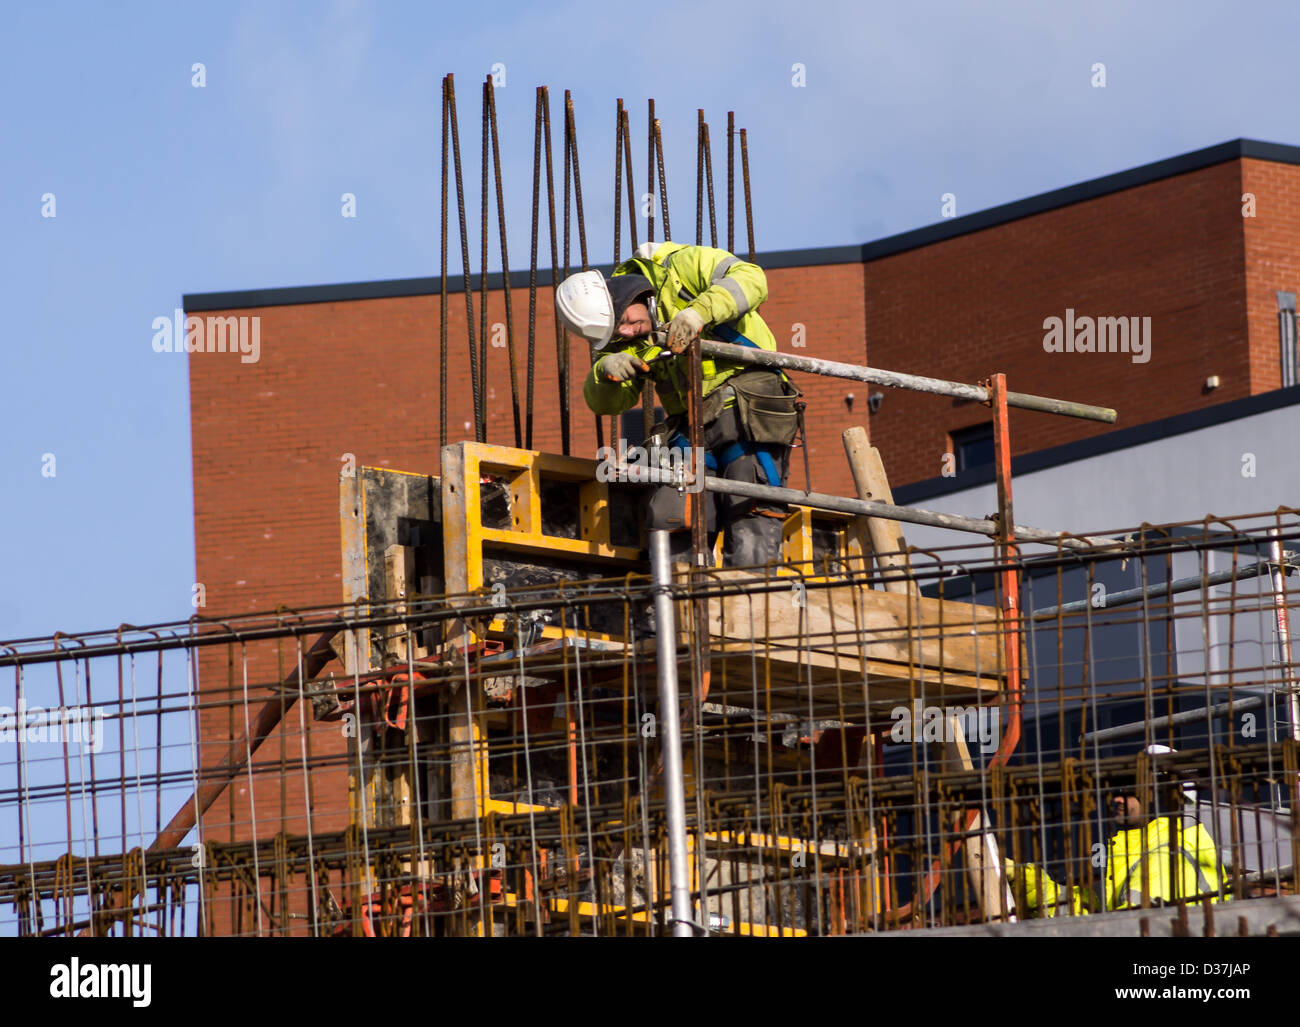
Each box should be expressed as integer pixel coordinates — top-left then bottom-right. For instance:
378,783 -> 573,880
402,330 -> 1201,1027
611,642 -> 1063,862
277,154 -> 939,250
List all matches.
555,270 -> 655,350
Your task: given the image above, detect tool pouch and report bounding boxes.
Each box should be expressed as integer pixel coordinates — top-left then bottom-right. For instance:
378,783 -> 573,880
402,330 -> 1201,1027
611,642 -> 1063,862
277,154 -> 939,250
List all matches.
696,384 -> 731,428
727,371 -> 802,446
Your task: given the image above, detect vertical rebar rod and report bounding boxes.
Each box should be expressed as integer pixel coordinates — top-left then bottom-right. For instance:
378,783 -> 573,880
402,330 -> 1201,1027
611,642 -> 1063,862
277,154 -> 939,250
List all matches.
647,98 -> 655,245
726,111 -> 734,253
654,118 -> 671,241
565,91 -> 589,269
621,107 -> 638,253
562,91 -> 574,458
526,87 -> 543,450
696,109 -> 704,246
613,99 -> 624,264
446,76 -> 480,444
646,109 -> 673,441
618,104 -> 638,447
479,79 -> 491,442
739,127 -> 754,262
439,76 -> 449,451
564,91 -> 598,453
541,88 -> 569,455
562,95 -> 571,282
609,98 -> 625,455
487,77 -> 522,448
649,530 -> 694,937
686,340 -> 706,572
703,121 -> 717,247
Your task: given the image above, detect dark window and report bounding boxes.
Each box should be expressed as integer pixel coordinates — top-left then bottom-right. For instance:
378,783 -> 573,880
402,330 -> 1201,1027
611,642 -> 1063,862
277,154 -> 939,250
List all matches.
951,422 -> 994,471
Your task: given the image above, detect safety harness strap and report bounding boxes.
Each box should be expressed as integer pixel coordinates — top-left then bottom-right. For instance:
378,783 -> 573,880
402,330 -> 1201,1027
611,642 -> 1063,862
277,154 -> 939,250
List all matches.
668,433 -> 783,488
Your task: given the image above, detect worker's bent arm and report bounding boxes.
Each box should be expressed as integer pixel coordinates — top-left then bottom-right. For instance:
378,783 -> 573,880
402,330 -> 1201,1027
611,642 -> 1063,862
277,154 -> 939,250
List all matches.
679,247 -> 768,328
583,362 -> 643,416
583,336 -> 666,417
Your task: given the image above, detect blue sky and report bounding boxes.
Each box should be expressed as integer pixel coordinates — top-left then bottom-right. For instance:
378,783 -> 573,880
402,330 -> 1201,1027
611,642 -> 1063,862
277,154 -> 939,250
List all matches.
3,0 -> 1300,640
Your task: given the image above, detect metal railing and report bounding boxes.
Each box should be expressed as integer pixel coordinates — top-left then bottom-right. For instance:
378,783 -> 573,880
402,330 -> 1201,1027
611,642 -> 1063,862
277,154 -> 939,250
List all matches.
1,509 -> 1296,936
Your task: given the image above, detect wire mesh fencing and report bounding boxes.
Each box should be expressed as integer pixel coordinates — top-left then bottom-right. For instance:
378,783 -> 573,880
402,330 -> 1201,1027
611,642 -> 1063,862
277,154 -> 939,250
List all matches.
1,509 -> 1296,936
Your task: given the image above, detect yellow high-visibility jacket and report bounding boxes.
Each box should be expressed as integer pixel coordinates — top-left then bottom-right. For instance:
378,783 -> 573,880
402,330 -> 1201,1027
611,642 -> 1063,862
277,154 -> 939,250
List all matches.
583,242 -> 777,418
1008,815 -> 1226,917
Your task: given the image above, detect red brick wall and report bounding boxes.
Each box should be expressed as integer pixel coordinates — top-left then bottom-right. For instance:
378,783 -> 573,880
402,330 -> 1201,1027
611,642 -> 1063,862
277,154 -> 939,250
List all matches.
864,160 -> 1252,488
1242,158 -> 1300,394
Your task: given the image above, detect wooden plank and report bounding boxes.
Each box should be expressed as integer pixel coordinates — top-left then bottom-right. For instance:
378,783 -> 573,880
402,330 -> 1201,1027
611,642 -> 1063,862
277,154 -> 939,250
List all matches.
703,658 -> 998,714
842,427 -> 915,596
442,444 -> 487,821
706,650 -> 999,693
703,570 -> 1002,678
339,464 -> 368,676
932,715 -> 1015,922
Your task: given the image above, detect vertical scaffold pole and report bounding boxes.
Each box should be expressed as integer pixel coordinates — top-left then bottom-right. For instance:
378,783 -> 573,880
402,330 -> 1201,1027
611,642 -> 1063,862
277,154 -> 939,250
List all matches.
649,529 -> 695,937
990,373 -> 1023,755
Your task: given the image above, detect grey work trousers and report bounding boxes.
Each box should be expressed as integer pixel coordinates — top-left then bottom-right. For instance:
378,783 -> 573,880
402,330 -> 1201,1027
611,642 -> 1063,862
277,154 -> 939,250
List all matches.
646,405 -> 790,567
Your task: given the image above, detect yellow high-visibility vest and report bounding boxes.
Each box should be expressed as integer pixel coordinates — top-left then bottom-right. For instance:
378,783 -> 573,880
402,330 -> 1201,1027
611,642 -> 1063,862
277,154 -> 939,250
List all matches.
583,242 -> 777,418
1010,814 -> 1225,917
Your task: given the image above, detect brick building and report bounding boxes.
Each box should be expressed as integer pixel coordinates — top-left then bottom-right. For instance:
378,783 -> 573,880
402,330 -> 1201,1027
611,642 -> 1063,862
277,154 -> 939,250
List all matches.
183,138 -> 1300,863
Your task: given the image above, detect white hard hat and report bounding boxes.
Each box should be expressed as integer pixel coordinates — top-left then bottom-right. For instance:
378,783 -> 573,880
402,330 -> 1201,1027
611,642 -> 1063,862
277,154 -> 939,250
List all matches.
555,270 -> 615,349
634,241 -> 660,260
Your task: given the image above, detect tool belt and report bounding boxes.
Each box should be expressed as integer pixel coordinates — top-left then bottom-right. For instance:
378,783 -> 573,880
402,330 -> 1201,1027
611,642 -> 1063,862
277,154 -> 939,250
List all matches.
723,370 -> 802,446
657,370 -> 801,489
666,370 -> 802,443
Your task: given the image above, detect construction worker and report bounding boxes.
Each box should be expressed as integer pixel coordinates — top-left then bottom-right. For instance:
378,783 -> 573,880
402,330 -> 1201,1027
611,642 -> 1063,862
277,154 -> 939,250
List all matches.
555,241 -> 801,565
1005,745 -> 1226,916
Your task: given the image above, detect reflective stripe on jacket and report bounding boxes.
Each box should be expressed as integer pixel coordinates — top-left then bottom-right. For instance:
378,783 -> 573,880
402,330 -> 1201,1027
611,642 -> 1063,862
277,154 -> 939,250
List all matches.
1106,815 -> 1222,910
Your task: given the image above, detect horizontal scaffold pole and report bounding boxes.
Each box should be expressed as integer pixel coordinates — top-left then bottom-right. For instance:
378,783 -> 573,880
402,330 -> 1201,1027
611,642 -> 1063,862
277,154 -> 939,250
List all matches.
632,467 -> 1111,548
699,341 -> 1117,424
1033,560 -> 1286,618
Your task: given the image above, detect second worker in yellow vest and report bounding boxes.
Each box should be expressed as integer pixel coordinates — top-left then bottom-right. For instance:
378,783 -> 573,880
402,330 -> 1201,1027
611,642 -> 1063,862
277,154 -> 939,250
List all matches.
1005,749 -> 1226,916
